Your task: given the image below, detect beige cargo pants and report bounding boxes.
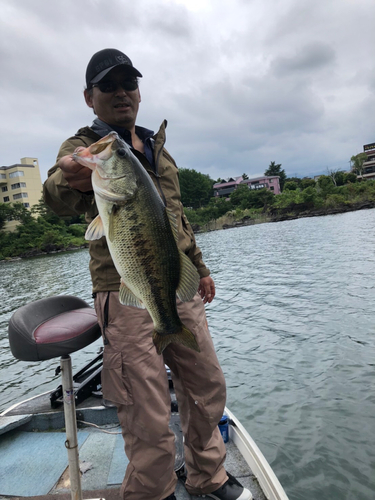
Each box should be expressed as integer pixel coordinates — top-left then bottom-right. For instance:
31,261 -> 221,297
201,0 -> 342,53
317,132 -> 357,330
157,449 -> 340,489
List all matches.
94,291 -> 227,500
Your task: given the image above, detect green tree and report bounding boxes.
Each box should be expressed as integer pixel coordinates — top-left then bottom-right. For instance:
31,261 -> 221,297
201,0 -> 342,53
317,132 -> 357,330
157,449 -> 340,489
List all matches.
285,177 -> 301,186
350,153 -> 367,176
317,175 -> 335,195
252,188 -> 275,210
343,172 -> 357,184
0,202 -> 33,226
264,161 -> 287,191
300,178 -> 316,189
230,185 -> 274,210
299,186 -> 320,208
31,197 -> 85,226
31,197 -> 65,226
0,203 -> 13,230
327,168 -> 346,187
179,168 -> 214,208
283,181 -> 298,191
229,185 -> 251,208
273,189 -> 300,209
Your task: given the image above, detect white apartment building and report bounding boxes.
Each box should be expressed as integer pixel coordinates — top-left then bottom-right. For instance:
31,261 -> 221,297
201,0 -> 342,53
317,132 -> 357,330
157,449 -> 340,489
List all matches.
0,157 -> 43,231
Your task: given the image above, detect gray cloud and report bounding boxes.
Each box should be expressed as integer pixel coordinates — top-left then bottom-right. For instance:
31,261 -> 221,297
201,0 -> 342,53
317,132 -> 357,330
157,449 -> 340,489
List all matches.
0,0 -> 374,184
272,42 -> 336,76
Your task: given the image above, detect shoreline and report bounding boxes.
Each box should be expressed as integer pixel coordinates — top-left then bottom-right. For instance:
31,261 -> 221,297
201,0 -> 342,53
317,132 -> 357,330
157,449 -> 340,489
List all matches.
2,201 -> 375,261
194,200 -> 375,233
1,244 -> 89,263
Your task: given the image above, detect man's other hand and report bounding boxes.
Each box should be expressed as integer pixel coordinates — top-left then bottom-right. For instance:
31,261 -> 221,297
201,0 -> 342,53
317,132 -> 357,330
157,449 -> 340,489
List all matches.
198,276 -> 216,304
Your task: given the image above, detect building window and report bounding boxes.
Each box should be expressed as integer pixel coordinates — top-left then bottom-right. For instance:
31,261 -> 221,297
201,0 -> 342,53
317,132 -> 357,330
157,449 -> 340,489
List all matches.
270,186 -> 274,191
0,173 -> 6,179
3,196 -> 10,202
13,192 -> 28,200
1,186 -> 8,192
11,182 -> 27,190
23,203 -> 30,208
9,171 -> 25,178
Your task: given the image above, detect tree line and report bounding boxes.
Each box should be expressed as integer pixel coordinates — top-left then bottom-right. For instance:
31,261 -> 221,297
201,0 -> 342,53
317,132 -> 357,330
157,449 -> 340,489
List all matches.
179,154 -> 373,227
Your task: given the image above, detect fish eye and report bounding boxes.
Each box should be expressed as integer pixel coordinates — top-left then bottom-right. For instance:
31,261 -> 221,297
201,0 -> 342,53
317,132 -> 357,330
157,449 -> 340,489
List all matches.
117,148 -> 127,157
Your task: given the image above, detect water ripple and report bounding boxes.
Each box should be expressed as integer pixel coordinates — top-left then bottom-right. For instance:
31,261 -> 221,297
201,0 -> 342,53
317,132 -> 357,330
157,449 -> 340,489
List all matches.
1,211 -> 375,499
199,210 -> 375,500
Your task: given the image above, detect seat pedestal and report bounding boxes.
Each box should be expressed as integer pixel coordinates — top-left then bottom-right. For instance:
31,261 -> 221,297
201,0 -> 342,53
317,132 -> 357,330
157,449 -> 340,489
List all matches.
61,355 -> 83,500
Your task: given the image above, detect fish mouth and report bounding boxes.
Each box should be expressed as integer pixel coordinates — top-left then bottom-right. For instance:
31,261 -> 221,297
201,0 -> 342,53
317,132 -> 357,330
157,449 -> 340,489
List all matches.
73,132 -> 119,171
88,132 -> 118,156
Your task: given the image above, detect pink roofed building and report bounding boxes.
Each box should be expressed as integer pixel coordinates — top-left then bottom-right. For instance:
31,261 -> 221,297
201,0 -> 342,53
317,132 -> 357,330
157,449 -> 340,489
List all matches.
213,176 -> 244,198
213,175 -> 281,198
241,175 -> 281,195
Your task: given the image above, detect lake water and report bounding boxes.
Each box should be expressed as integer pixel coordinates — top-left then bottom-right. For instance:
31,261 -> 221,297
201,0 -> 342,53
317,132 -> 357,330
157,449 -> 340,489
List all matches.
1,209 -> 375,500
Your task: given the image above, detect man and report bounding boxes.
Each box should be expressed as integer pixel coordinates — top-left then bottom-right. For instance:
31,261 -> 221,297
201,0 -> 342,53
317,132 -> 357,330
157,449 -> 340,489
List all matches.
44,48 -> 251,500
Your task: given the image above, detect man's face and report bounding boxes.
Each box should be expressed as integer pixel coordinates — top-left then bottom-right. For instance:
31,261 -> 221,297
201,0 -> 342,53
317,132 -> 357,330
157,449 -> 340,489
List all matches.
84,66 -> 141,130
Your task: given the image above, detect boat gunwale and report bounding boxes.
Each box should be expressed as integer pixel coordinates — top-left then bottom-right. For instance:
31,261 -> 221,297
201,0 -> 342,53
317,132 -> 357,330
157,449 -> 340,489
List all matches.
225,407 -> 289,500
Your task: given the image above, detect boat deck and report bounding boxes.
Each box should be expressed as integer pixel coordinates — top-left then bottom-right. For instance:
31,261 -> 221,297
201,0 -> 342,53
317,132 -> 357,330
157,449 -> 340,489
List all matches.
0,393 -> 266,500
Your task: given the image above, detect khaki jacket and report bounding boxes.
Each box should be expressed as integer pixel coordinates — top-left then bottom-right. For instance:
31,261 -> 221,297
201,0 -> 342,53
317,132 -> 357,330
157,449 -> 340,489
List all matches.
43,120 -> 209,293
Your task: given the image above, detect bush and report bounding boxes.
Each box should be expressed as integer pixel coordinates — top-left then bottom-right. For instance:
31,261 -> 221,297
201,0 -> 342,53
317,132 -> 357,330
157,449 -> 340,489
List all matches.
300,178 -> 316,189
283,181 -> 298,191
343,172 -> 357,184
68,224 -> 87,238
317,175 -> 335,195
324,194 -> 347,208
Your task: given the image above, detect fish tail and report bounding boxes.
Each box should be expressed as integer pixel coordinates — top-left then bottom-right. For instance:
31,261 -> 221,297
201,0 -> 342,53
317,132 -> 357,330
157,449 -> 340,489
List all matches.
153,324 -> 200,355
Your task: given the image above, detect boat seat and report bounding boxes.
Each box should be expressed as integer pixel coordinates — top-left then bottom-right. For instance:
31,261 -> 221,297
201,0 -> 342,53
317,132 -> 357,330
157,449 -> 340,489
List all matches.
8,295 -> 102,362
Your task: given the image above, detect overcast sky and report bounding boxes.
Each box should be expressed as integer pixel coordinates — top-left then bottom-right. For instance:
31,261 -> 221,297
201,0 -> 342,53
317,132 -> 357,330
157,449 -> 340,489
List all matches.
1,0 -> 374,183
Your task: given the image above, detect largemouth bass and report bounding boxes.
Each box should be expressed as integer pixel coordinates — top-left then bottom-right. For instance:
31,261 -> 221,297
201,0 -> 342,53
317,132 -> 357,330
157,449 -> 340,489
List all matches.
73,132 -> 200,354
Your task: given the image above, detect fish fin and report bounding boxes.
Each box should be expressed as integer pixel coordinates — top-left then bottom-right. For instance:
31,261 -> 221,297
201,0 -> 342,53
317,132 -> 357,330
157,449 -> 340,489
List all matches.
165,207 -> 200,301
152,324 -> 200,355
119,280 -> 145,309
166,207 -> 179,243
176,250 -> 200,302
85,215 -> 105,240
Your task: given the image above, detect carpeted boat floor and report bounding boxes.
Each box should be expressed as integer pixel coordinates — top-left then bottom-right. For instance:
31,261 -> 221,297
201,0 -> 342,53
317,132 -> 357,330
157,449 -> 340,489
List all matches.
0,429 -> 265,500
0,431 -> 89,497
0,486 -> 121,500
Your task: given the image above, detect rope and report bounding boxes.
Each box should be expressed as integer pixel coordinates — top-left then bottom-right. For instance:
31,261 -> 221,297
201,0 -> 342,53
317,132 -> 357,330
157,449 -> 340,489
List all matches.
77,420 -> 122,435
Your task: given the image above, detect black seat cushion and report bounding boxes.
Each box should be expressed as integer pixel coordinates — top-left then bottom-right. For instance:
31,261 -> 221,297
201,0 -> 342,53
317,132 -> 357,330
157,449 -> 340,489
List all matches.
8,296 -> 102,361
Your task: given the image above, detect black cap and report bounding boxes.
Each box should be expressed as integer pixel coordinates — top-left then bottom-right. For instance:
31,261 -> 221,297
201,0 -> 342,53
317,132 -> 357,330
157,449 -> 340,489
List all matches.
86,48 -> 142,86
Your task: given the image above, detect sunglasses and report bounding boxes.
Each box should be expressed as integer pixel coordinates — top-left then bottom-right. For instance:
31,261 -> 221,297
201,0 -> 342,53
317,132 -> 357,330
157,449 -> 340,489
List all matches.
91,79 -> 138,93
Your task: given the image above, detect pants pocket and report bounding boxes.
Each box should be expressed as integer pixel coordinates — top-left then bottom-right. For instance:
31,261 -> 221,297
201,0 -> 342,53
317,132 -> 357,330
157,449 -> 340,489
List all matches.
101,350 -> 133,406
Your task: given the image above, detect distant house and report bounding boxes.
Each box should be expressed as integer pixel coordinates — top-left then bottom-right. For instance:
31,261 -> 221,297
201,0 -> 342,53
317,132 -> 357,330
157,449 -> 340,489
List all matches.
241,176 -> 281,195
213,176 -> 244,198
213,175 -> 281,198
359,142 -> 375,180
